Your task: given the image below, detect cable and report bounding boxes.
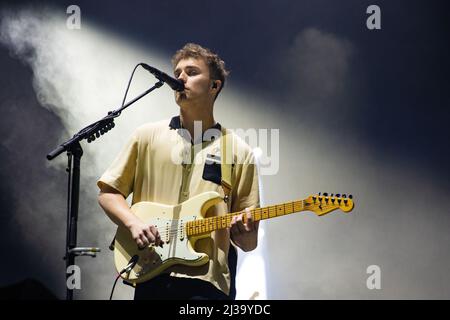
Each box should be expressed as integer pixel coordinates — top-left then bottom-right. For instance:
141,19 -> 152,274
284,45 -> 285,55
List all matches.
121,63 -> 143,108
109,255 -> 139,300
109,273 -> 121,300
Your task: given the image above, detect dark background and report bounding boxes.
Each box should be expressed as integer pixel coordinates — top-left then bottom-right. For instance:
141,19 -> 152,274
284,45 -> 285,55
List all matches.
0,0 -> 449,299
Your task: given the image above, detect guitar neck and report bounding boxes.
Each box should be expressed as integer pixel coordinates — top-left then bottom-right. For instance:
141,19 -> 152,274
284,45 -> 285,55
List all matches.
186,200 -> 306,237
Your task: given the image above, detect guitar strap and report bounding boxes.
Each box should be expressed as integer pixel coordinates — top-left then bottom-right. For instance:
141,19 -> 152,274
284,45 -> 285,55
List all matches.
220,126 -> 238,299
220,126 -> 234,211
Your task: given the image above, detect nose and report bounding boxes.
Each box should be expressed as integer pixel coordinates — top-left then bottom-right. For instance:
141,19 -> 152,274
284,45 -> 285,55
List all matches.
177,71 -> 187,83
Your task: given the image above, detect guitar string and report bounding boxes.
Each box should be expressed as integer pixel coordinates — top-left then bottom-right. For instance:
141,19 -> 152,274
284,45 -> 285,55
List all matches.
135,198 -> 345,237
154,201 -> 316,237
150,199 -> 351,237
154,200 -> 356,236
155,209 -> 295,236
133,198 -> 351,243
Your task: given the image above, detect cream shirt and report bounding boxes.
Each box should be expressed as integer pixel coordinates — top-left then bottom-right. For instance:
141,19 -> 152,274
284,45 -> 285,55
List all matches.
97,116 -> 260,295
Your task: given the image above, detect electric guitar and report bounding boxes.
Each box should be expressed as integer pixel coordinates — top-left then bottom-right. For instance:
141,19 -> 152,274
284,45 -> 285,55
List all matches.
113,192 -> 354,284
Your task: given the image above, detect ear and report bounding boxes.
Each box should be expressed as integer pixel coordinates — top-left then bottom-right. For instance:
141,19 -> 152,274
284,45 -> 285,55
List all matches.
212,80 -> 221,90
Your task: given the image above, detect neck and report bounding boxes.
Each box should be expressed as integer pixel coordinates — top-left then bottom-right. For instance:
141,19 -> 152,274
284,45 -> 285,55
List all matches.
186,200 -> 306,236
179,105 -> 215,141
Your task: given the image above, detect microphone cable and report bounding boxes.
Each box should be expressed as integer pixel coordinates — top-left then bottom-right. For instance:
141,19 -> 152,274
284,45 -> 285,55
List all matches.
120,63 -> 142,109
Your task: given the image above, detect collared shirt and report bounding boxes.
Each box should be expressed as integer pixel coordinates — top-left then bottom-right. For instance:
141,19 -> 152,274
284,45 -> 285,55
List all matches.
97,116 -> 260,295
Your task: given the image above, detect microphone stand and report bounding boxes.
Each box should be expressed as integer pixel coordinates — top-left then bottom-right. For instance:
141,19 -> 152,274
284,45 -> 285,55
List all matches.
47,80 -> 164,300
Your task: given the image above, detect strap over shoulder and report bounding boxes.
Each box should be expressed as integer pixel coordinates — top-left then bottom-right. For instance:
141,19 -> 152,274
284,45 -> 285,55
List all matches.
220,127 -> 234,205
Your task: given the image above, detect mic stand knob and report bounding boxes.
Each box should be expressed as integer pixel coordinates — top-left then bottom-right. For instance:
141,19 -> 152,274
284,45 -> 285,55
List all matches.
64,247 -> 101,259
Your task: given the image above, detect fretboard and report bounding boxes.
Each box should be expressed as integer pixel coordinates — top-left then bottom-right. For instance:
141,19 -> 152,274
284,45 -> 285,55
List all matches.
186,200 -> 306,236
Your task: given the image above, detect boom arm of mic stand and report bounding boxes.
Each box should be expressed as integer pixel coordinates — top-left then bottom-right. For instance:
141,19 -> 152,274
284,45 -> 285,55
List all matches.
46,80 -> 164,160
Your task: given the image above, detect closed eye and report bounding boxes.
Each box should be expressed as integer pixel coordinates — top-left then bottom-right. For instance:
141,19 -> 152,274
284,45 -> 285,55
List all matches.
174,66 -> 201,78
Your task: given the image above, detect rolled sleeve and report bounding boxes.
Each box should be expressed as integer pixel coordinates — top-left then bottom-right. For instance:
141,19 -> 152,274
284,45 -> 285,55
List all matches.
97,131 -> 139,198
231,150 -> 260,212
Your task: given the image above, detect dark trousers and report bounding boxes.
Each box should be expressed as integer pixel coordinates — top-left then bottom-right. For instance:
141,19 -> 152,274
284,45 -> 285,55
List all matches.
134,274 -> 232,300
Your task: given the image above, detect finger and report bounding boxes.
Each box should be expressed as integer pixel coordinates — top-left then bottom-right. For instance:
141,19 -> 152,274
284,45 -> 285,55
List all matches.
245,208 -> 254,231
144,228 -> 156,244
230,216 -> 241,233
156,227 -> 162,241
245,208 -> 253,222
136,238 -> 144,249
236,214 -> 247,233
154,229 -> 163,246
149,226 -> 160,245
230,215 -> 237,228
140,233 -> 151,248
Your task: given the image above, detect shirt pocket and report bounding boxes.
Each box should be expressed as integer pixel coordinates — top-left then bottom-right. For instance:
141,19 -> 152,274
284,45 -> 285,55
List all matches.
202,154 -> 222,185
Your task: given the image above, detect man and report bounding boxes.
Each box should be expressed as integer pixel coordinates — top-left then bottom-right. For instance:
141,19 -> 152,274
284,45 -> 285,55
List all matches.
97,43 -> 260,300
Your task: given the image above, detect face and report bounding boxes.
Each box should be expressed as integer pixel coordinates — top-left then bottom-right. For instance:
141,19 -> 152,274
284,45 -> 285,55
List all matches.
173,57 -> 216,107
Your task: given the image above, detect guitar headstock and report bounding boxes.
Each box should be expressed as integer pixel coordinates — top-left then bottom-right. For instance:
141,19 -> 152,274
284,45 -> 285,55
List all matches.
304,192 -> 354,216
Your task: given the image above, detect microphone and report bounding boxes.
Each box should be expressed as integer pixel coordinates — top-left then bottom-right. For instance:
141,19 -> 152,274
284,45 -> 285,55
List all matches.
140,63 -> 185,92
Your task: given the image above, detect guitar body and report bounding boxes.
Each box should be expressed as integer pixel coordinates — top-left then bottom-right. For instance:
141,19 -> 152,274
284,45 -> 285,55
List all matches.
114,191 -> 223,285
